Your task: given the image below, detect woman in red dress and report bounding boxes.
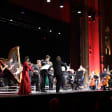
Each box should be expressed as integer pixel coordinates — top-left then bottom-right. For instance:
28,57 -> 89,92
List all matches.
18,56 -> 34,95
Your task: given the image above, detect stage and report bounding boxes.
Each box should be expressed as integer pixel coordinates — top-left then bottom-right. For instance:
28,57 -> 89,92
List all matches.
0,86 -> 112,96
0,87 -> 112,112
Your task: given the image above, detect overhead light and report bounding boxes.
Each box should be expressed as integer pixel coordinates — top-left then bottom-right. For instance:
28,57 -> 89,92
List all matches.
88,15 -> 92,18
46,0 -> 51,3
77,10 -> 82,14
38,27 -> 41,30
59,0 -> 64,8
9,19 -> 13,22
60,5 -> 64,8
49,29 -> 52,32
58,32 -> 61,35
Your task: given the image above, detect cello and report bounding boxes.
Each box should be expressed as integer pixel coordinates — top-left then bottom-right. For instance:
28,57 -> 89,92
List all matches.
98,66 -> 110,90
89,73 -> 96,88
89,77 -> 96,87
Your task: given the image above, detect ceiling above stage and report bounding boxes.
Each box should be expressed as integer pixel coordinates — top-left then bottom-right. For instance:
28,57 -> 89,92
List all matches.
8,0 -> 71,23
7,0 -> 88,23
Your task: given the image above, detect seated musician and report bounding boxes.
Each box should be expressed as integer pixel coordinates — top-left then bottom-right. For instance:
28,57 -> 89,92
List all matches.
108,70 -> 112,88
88,71 -> 99,90
6,58 -> 14,70
67,69 -> 75,90
4,58 -> 18,86
0,61 -> 8,72
0,61 -> 8,87
98,68 -> 110,90
77,65 -> 86,88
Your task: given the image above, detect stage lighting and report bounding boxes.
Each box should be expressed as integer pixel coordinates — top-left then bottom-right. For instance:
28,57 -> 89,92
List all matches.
9,19 -> 13,22
58,32 -> 61,35
77,10 -> 82,14
88,12 -> 95,21
59,0 -> 64,8
88,15 -> 92,18
38,27 -> 41,30
60,5 -> 64,8
46,0 -> 51,3
49,29 -> 52,32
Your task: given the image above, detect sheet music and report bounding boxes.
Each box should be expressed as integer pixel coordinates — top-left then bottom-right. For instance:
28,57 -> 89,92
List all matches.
40,64 -> 50,70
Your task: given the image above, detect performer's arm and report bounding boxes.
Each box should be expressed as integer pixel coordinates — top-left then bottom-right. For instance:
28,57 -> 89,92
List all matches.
0,65 -> 8,71
61,62 -> 67,70
8,64 -> 14,70
25,62 -> 34,72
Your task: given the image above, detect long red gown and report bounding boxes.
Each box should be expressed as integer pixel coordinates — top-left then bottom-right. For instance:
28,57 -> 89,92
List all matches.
18,62 -> 33,95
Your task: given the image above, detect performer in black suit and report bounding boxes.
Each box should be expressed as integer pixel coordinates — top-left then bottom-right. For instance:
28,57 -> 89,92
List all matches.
53,56 -> 67,93
40,55 -> 51,92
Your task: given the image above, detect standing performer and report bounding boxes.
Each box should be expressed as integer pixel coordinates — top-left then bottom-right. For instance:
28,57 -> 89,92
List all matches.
31,60 -> 41,91
53,56 -> 67,93
40,55 -> 51,92
18,56 -> 34,95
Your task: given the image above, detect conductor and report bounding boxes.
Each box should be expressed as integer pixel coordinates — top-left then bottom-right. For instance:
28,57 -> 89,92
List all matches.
53,56 -> 67,93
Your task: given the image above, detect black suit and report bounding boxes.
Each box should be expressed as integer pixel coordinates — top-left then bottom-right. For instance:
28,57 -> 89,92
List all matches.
53,60 -> 67,92
40,61 -> 49,91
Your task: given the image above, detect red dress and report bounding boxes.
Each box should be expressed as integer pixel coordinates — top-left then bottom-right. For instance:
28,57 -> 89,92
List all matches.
18,62 -> 33,95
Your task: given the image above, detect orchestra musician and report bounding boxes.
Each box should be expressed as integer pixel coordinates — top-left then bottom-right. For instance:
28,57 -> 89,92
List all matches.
0,59 -> 16,86
88,71 -> 99,90
31,60 -> 41,91
0,60 -> 8,87
67,69 -> 76,90
0,60 -> 8,72
47,62 -> 54,90
40,55 -> 52,92
98,68 -> 110,90
77,65 -> 86,88
108,69 -> 112,88
18,56 -> 37,95
6,58 -> 14,70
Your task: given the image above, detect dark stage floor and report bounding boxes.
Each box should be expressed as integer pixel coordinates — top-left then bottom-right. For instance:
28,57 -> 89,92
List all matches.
0,87 -> 112,97
0,88 -> 112,112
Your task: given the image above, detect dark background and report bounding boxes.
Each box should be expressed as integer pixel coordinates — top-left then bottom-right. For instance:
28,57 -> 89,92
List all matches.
0,1 -> 70,64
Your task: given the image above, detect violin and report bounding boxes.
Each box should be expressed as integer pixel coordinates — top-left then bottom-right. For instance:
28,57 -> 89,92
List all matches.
28,61 -> 33,66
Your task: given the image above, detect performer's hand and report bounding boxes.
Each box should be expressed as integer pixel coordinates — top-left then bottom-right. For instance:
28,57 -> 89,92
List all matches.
34,70 -> 38,73
9,65 -> 14,70
5,65 -> 8,68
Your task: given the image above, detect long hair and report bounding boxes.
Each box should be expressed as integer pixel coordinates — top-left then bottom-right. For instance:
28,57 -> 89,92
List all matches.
24,56 -> 30,63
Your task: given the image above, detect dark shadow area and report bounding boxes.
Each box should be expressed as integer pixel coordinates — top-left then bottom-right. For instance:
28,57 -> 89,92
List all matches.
0,1 -> 70,64
0,91 -> 112,112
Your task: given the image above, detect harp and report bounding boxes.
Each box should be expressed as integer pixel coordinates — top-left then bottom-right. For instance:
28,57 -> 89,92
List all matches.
0,46 -> 22,84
